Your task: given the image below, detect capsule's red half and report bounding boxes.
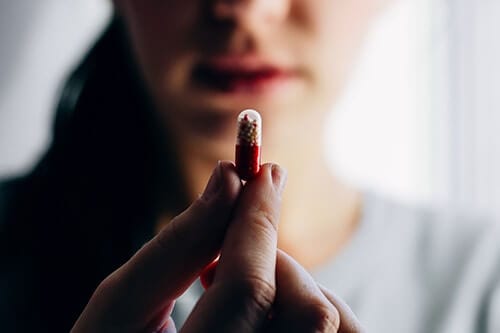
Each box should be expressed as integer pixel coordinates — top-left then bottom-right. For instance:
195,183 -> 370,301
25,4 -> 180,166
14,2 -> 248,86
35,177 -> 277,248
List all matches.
235,109 -> 262,180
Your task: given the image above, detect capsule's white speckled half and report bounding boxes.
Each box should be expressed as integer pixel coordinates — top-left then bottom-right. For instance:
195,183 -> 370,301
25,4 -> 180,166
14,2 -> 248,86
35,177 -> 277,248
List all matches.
237,109 -> 262,146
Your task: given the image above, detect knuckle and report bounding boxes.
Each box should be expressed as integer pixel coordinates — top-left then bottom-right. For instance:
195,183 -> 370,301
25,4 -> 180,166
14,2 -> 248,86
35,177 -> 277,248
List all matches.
94,272 -> 119,300
232,276 -> 276,320
248,205 -> 279,234
155,205 -> 201,251
92,268 -> 129,306
152,196 -> 225,257
155,215 -> 185,250
194,192 -> 214,208
302,301 -> 341,332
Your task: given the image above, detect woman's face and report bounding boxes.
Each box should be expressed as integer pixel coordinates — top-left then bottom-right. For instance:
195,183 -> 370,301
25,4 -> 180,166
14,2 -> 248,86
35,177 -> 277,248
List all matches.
114,0 -> 388,140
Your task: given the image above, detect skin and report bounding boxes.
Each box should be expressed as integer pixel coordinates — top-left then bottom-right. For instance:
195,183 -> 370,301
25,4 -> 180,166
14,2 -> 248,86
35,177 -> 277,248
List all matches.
73,0 -> 393,331
112,0 -> 390,268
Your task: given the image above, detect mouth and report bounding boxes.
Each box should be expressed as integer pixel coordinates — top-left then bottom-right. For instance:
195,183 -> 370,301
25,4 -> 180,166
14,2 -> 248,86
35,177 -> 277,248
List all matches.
192,56 -> 296,94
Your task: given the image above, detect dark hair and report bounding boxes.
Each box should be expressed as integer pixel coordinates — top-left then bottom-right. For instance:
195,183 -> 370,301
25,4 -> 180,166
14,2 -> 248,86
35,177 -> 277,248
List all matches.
47,17 -> 188,220
0,18 -> 188,331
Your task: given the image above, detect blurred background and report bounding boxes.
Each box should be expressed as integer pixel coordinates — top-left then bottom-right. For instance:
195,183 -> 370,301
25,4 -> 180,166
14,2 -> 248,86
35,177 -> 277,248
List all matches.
0,0 -> 499,218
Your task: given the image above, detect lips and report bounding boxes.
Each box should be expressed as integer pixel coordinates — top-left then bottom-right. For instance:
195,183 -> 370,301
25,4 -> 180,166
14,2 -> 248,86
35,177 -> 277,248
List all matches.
192,56 -> 293,93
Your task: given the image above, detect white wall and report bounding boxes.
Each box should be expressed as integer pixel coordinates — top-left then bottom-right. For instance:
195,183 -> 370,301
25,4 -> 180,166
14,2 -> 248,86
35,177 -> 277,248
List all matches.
326,0 -> 432,204
433,0 -> 500,218
0,0 -> 110,177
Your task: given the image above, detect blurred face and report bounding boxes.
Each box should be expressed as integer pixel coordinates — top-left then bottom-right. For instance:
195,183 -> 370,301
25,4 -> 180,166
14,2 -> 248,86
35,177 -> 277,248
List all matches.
114,0 -> 387,142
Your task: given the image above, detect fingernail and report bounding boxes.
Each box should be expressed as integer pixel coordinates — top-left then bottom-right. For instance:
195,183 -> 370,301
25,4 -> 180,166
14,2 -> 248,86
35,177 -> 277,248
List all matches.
201,161 -> 222,201
271,164 -> 287,196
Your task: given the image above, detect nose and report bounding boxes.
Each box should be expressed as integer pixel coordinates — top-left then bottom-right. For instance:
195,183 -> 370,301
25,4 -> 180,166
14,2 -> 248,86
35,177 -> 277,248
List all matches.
212,0 -> 289,26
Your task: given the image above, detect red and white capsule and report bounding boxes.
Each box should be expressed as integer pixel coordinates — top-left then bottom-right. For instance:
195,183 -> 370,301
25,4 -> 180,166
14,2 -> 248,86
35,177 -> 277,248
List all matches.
235,109 -> 262,180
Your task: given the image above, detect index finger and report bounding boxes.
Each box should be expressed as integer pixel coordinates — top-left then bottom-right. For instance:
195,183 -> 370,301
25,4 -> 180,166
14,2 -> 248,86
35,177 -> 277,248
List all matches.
182,163 -> 287,332
72,162 -> 242,332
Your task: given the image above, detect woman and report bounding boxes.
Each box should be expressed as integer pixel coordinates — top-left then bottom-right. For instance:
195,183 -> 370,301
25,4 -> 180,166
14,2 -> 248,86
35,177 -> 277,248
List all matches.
1,1 -> 499,332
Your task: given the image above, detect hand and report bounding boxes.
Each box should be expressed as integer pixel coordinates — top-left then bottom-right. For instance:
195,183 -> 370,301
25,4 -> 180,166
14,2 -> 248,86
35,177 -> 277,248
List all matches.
200,250 -> 364,333
71,162 -> 363,332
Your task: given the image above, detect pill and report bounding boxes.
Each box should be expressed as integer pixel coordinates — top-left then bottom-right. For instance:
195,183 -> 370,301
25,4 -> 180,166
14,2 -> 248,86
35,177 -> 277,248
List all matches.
235,109 -> 262,180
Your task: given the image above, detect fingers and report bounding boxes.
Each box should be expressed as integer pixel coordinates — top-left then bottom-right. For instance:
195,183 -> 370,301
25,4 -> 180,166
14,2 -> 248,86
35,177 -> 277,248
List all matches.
199,256 -> 364,333
182,163 -> 287,333
270,251 -> 364,333
216,163 -> 286,285
72,161 -> 242,332
318,285 -> 365,333
265,250 -> 341,333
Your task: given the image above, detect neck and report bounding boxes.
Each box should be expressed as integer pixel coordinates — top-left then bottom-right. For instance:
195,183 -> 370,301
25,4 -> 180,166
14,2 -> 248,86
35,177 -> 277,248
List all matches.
278,160 -> 361,270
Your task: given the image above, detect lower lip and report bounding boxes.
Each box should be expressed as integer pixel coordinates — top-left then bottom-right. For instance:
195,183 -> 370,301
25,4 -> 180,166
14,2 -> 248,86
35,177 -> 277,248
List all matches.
193,67 -> 295,94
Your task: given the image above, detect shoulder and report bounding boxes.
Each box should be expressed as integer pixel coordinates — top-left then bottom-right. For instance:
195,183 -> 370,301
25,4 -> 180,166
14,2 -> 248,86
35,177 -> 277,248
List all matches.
326,192 -> 500,331
364,191 -> 499,247
364,191 -> 500,287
